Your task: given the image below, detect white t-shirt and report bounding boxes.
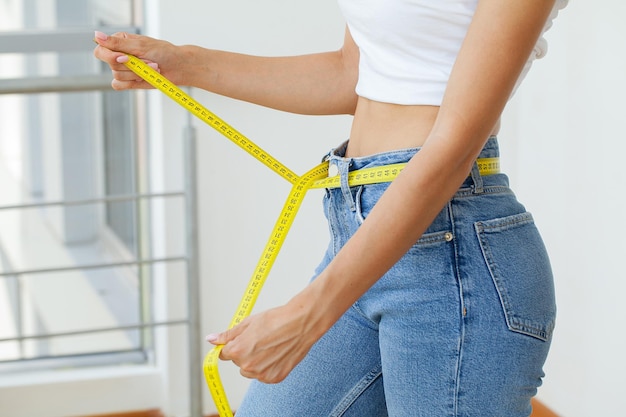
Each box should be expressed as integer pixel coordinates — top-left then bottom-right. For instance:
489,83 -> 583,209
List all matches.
337,0 -> 568,105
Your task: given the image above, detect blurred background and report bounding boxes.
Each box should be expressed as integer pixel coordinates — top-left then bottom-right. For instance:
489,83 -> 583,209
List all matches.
0,1 -> 623,416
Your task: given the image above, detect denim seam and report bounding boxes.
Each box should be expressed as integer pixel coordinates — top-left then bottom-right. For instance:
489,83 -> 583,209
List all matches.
329,363 -> 383,417
453,185 -> 511,198
414,230 -> 455,246
469,162 -> 484,194
339,159 -> 356,211
355,185 -> 366,224
350,302 -> 379,329
448,201 -> 465,417
474,215 -> 554,342
326,191 -> 339,257
474,212 -> 533,232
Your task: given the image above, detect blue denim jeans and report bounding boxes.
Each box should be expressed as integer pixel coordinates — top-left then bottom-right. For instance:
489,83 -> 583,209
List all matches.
235,137 -> 556,417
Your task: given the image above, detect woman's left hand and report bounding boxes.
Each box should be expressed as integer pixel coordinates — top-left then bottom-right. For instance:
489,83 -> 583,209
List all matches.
206,301 -> 325,384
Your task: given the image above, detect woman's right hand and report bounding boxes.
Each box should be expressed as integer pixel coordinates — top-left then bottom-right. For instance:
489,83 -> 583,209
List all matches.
93,31 -> 187,90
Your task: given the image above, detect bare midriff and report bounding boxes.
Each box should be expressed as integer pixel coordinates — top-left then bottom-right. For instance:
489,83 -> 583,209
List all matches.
345,97 -> 500,158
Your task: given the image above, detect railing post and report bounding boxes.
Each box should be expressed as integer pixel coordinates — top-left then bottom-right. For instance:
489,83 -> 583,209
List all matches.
184,115 -> 203,417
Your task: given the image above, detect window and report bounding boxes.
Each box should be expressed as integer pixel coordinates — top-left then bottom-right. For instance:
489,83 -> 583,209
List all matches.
0,2 -> 201,415
0,0 -> 152,369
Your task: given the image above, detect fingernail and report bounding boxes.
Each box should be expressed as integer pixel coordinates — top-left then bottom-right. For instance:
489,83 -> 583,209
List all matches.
206,334 -> 218,343
116,55 -> 129,63
94,31 -> 108,41
148,62 -> 159,70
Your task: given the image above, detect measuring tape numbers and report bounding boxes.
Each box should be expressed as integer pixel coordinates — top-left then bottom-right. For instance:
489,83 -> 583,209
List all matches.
124,54 -> 298,185
122,53 -> 499,417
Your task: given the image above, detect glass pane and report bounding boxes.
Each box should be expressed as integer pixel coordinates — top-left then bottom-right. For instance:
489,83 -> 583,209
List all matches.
0,0 -> 160,368
103,89 -> 138,255
0,0 -> 135,32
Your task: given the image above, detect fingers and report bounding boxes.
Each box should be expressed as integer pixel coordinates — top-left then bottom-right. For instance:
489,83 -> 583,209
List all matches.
111,62 -> 160,80
93,31 -> 159,90
204,315 -> 297,384
94,30 -> 143,57
93,31 -> 124,67
206,321 -> 254,375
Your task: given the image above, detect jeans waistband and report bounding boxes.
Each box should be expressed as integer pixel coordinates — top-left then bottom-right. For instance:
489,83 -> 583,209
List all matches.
322,136 -> 501,210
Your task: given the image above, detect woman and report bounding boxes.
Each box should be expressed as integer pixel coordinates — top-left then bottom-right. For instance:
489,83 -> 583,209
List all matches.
94,0 -> 567,415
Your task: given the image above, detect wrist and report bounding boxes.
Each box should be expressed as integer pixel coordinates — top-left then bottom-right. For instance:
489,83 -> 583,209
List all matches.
177,45 -> 197,86
287,280 -> 338,340
287,271 -> 354,340
178,45 -> 214,88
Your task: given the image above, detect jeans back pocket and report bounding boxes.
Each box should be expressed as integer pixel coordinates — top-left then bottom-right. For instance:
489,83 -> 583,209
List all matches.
475,212 -> 556,341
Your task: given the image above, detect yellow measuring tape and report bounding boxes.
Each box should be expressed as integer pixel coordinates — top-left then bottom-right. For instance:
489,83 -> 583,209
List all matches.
121,53 -> 499,417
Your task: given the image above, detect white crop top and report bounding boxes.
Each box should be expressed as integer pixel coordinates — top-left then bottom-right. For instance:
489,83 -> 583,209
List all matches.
337,0 -> 568,105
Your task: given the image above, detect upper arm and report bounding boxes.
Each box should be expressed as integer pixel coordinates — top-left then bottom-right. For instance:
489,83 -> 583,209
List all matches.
429,0 -> 557,161
337,26 -> 360,114
340,26 -> 359,77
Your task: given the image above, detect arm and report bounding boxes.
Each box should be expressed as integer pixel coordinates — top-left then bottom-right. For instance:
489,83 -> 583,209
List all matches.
212,0 -> 557,383
93,28 -> 359,115
300,0 -> 559,324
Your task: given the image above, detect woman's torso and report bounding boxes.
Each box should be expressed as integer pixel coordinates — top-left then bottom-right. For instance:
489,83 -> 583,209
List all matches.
339,0 -> 567,158
346,99 -> 436,157
345,98 -> 500,158
340,0 -> 486,158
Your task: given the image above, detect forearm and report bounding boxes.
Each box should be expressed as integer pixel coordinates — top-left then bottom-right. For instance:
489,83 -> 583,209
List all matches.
182,46 -> 358,115
94,27 -> 359,116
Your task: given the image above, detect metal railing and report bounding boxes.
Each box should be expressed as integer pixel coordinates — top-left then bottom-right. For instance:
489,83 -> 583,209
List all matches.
0,29 -> 202,417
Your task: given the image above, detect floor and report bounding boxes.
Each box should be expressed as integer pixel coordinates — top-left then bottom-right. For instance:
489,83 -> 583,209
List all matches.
87,398 -> 560,417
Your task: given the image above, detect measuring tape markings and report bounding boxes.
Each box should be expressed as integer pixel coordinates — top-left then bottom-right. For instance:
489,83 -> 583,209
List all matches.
475,157 -> 500,176
122,53 -> 500,417
310,162 -> 407,189
202,161 -> 328,417
124,54 -> 299,185
203,346 -> 230,417
310,158 -> 500,190
229,162 -> 329,325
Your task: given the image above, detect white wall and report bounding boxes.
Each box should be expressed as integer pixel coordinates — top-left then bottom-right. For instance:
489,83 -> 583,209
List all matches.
153,1 -> 625,416
500,1 -> 626,416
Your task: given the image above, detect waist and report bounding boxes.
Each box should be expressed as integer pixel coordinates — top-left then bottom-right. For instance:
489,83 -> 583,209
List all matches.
327,136 -> 501,171
322,136 -> 505,191
347,97 -> 500,157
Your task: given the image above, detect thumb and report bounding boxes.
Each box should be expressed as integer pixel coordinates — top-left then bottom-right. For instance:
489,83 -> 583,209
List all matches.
206,322 -> 248,346
94,31 -> 144,56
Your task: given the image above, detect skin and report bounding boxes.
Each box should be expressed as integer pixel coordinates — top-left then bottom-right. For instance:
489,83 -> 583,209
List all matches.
94,0 -> 557,384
